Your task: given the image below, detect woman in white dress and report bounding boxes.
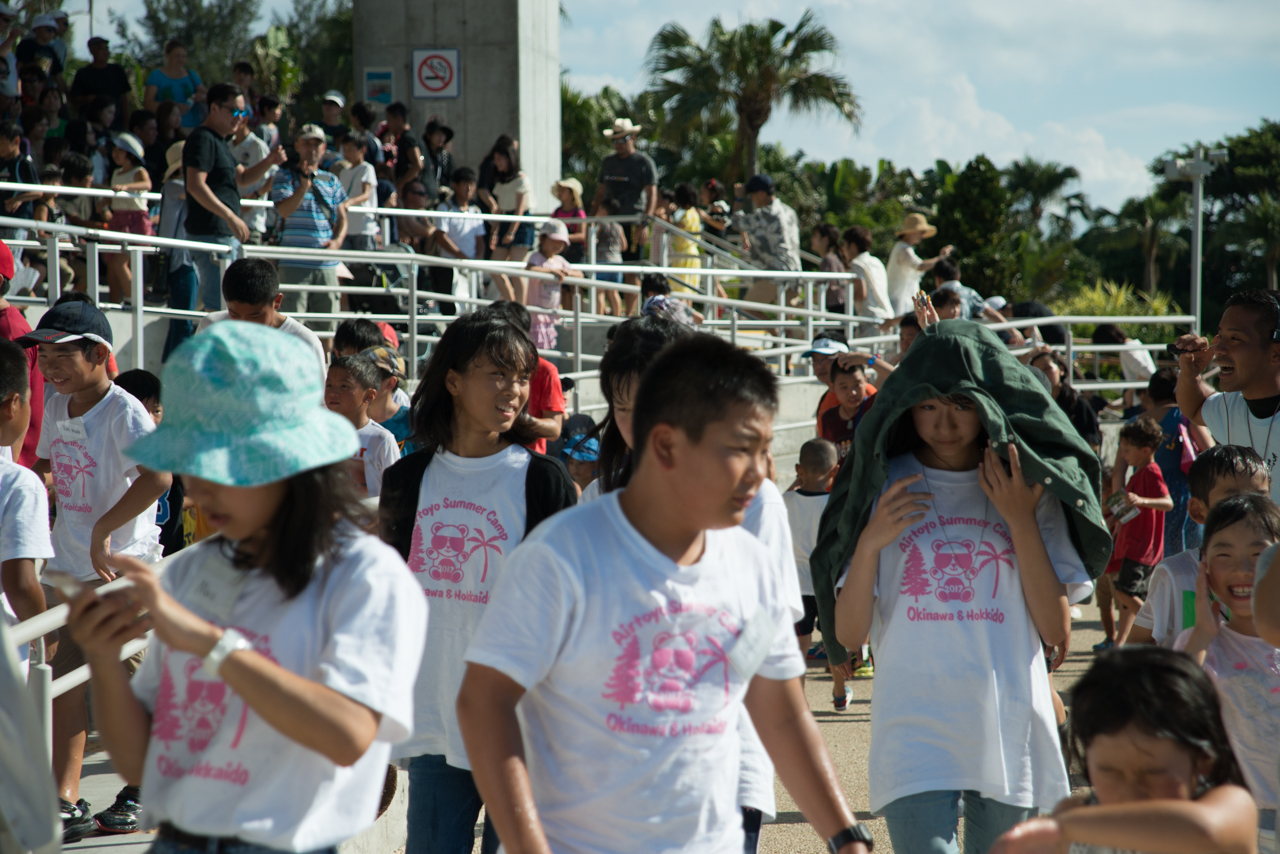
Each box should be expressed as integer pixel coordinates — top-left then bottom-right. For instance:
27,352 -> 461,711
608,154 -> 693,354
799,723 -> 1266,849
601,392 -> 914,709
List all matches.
885,213 -> 954,319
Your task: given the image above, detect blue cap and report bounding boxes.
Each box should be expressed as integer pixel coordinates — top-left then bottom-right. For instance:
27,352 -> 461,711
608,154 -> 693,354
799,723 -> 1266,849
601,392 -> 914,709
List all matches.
562,434 -> 599,462
744,174 -> 774,194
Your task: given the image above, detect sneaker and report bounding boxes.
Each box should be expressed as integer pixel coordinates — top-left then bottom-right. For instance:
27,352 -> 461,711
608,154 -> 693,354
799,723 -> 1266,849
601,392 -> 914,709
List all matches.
1069,605 -> 1083,619
807,643 -> 827,660
833,686 -> 852,712
1092,638 -> 1115,652
94,785 -> 142,834
853,662 -> 875,678
60,798 -> 96,843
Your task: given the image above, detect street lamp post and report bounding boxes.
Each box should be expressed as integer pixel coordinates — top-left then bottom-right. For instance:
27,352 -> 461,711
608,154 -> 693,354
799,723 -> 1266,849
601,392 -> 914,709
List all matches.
1164,146 -> 1228,335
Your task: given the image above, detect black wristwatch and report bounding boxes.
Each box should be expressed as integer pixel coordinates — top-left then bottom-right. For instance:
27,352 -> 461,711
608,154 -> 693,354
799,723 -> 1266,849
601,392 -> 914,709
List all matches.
827,823 -> 874,853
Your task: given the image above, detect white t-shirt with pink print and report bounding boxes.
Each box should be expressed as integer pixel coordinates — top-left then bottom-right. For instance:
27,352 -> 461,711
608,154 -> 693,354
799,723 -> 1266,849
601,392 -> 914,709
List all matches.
129,528 -> 426,851
37,383 -> 161,580
857,453 -> 1091,813
465,492 -> 805,854
393,444 -> 530,767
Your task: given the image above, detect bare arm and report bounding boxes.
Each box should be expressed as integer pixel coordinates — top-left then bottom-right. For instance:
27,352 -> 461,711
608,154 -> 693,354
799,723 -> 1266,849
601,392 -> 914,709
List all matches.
1256,548 -> 1280,647
1174,338 -> 1215,427
745,676 -> 868,853
327,204 -> 347,250
343,178 -> 373,209
89,466 -> 172,581
457,664 -> 553,854
526,409 -> 563,441
1,557 -> 46,625
1055,786 -> 1256,854
236,147 -> 285,187
980,445 -> 1069,646
394,145 -> 422,194
186,166 -> 249,242
273,172 -> 312,220
589,183 -> 605,217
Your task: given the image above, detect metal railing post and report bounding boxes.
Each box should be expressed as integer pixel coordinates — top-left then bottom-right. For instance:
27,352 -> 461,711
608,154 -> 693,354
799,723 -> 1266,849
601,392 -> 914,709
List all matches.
86,241 -> 100,305
131,248 -> 145,370
572,289 -> 582,416
217,249 -> 233,311
1064,326 -> 1075,388
804,281 -> 814,352
408,263 -> 419,372
846,283 -> 856,343
46,234 -> 60,301
29,636 -> 52,762
731,310 -> 738,347
586,222 -> 597,313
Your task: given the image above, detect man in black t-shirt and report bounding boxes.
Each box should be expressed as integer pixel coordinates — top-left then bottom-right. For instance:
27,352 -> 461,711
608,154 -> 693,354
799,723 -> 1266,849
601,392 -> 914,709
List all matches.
70,37 -> 132,131
591,117 -> 657,311
184,82 -> 285,311
386,102 -> 423,197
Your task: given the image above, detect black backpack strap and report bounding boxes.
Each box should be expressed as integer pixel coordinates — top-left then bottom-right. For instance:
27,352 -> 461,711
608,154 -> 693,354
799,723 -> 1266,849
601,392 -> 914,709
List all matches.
523,453 -> 577,539
378,448 -> 434,559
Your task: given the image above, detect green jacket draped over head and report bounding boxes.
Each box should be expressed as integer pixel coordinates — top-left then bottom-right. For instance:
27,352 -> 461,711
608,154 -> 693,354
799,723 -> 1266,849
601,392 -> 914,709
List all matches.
808,320 -> 1111,666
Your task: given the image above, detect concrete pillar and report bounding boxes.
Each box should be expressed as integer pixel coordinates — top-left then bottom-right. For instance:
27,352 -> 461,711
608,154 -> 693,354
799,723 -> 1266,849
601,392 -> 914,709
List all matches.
352,0 -> 561,208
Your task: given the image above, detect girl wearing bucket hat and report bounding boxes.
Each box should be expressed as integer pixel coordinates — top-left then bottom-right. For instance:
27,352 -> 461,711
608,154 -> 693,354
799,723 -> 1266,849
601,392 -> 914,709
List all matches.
64,321 -> 427,854
377,314 -> 576,854
885,213 -> 954,321
105,131 -> 154,302
524,219 -> 585,350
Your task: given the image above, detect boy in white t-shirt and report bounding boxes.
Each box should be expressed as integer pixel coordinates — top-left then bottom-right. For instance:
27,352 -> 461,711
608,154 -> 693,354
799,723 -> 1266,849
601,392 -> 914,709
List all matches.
0,339 -> 54,675
326,355 -> 399,497
339,132 -> 380,252
783,439 -> 841,695
458,335 -> 873,854
19,300 -> 171,840
1131,445 -> 1271,648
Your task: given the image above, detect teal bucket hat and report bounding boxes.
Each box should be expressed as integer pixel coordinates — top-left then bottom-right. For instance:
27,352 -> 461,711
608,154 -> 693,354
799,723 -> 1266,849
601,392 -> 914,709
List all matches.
126,321 -> 358,486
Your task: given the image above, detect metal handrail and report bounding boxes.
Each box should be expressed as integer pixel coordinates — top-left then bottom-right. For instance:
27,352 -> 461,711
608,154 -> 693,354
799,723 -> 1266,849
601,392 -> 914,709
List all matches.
0,180 -> 275,208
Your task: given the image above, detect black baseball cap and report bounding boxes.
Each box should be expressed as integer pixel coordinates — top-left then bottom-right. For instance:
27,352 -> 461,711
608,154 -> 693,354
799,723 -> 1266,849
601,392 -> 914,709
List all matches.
744,174 -> 774,194
17,300 -> 114,350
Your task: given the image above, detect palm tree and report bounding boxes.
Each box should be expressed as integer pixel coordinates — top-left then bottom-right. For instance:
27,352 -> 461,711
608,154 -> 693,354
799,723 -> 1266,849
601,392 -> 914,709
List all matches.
1096,193 -> 1189,294
1216,193 -> 1280,290
1004,158 -> 1081,234
645,9 -> 860,181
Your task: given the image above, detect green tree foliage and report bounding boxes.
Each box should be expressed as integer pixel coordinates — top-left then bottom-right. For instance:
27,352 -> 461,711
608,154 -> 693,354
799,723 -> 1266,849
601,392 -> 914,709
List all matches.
249,25 -> 302,109
1216,192 -> 1280,291
644,9 -> 859,181
111,0 -> 261,85
1049,280 -> 1181,344
932,155 -> 1008,295
1093,193 -> 1189,294
272,0 -> 352,127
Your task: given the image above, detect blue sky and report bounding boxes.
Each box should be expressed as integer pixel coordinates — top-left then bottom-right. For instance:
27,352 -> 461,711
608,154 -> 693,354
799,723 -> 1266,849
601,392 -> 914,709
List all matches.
560,0 -> 1280,212
87,0 -> 1278,212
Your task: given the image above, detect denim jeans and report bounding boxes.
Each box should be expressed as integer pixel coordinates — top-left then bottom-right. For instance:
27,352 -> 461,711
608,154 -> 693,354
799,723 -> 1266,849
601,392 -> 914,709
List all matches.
187,233 -> 240,311
278,265 -> 339,332
881,790 -> 1035,854
163,263 -> 199,361
148,834 -> 334,854
406,754 -> 499,854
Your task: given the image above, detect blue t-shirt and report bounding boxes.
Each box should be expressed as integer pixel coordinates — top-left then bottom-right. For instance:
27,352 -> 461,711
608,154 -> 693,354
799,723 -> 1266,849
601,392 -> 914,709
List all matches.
146,68 -> 204,128
934,281 -> 987,320
269,169 -> 348,269
380,405 -> 418,455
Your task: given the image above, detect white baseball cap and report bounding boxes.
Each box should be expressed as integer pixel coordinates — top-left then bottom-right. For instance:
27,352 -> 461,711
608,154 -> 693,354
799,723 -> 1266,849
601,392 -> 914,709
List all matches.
984,296 -> 1008,311
801,338 -> 849,358
322,89 -> 345,108
31,13 -> 57,29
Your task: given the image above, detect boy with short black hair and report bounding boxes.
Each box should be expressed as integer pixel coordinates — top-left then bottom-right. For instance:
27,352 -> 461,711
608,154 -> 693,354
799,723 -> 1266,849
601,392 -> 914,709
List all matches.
196,257 -> 327,386
458,334 -> 872,854
18,300 -> 171,839
326,354 -> 399,497
338,132 -> 379,252
1130,445 -> 1270,647
819,360 -> 872,466
113,368 -> 188,558
1100,417 -> 1173,648
927,286 -> 965,321
0,119 -> 40,259
334,316 -> 384,357
784,439 -> 845,700
0,336 -> 54,678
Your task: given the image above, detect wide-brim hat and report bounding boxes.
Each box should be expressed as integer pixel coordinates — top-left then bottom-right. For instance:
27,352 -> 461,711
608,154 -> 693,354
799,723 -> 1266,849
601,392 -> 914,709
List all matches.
551,177 -> 583,200
126,322 -> 358,486
603,117 -> 642,139
424,118 -> 453,143
896,212 -> 937,238
162,141 -> 186,181
114,132 -> 145,163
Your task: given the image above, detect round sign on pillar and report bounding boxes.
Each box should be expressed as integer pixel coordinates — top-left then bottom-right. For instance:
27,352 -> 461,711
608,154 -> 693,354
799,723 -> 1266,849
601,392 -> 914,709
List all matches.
412,48 -> 460,99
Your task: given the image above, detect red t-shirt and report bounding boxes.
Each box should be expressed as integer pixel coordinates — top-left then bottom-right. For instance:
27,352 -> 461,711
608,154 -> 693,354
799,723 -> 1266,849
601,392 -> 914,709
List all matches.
819,396 -> 873,466
525,357 -> 566,455
0,304 -> 43,467
1108,461 -> 1168,570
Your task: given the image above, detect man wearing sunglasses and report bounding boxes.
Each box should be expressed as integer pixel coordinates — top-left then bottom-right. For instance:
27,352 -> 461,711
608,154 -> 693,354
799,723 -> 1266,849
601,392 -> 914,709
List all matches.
184,82 -> 286,314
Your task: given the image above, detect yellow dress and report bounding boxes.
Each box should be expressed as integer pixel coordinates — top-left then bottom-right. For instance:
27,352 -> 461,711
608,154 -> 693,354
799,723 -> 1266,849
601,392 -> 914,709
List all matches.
670,207 -> 702,293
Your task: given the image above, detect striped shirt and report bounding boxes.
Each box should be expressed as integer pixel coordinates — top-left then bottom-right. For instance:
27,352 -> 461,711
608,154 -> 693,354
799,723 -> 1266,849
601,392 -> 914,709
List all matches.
270,169 -> 348,269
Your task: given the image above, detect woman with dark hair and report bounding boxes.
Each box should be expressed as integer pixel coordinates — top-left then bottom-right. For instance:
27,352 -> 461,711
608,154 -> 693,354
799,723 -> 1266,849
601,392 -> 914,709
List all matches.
485,138 -> 534,302
64,118 -> 108,185
669,182 -> 703,294
377,314 -> 575,854
1108,366 -> 1213,556
64,321 -> 426,853
699,178 -> 730,233
154,100 -> 185,149
1027,346 -> 1101,452
810,222 -> 845,313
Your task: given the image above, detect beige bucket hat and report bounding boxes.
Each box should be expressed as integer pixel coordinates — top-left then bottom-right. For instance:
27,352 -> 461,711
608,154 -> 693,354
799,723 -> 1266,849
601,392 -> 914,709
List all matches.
896,212 -> 938,238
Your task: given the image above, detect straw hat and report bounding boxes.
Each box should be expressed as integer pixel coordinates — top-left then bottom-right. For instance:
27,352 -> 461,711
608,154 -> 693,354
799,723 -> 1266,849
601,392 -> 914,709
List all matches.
602,117 -> 642,139
126,322 -> 358,486
162,141 -> 186,182
551,176 -> 583,200
895,212 -> 938,238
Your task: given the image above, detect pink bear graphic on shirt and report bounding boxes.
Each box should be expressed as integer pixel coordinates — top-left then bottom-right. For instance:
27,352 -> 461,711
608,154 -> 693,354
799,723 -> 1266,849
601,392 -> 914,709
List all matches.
51,442 -> 96,501
426,523 -> 469,583
930,539 -> 978,604
179,658 -> 230,753
644,631 -> 700,712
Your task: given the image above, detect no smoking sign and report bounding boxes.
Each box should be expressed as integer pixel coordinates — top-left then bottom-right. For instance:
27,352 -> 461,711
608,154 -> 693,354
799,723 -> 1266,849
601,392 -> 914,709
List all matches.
412,48 -> 460,99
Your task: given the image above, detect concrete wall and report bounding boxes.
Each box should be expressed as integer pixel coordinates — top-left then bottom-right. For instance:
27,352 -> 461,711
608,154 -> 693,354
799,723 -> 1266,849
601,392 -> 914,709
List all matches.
352,0 -> 561,205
